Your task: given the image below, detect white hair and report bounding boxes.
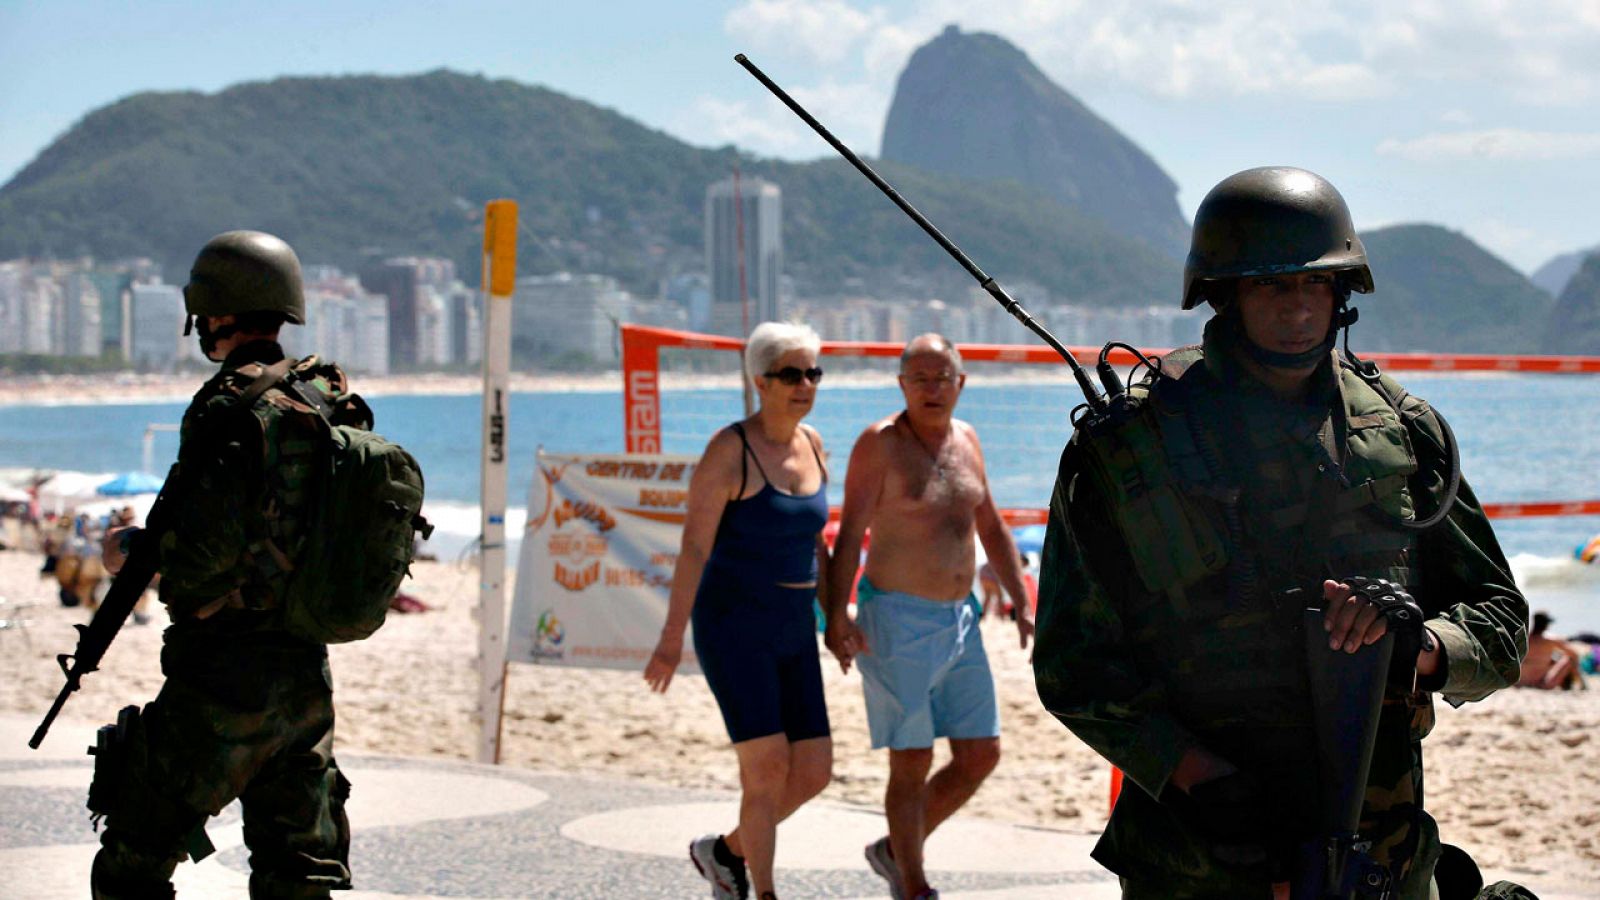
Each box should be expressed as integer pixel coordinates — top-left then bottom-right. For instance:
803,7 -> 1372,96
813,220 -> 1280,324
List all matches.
745,321 -> 822,383
901,332 -> 963,372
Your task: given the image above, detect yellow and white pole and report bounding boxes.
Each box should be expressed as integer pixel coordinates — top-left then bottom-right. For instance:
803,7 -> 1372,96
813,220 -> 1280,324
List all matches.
477,199 -> 517,764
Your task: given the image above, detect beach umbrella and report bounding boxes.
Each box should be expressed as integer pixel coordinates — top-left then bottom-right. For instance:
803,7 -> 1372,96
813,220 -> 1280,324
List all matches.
96,471 -> 165,497
1013,523 -> 1047,556
37,471 -> 114,514
0,484 -> 28,503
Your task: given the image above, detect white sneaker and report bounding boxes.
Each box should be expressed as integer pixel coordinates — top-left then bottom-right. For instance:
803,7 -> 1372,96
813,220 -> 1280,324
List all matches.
690,834 -> 748,899
864,837 -> 905,900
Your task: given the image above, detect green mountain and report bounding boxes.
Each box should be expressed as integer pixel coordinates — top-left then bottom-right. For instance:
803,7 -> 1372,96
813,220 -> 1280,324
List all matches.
1531,244 -> 1600,297
0,69 -> 1175,308
1355,224 -> 1554,354
1542,252 -> 1600,355
881,26 -> 1188,259
1,67 -> 1577,352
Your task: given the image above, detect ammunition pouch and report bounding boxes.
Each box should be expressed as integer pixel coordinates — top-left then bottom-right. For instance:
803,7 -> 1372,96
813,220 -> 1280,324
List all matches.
85,703 -> 215,863
1075,402 -> 1230,596
87,705 -> 141,825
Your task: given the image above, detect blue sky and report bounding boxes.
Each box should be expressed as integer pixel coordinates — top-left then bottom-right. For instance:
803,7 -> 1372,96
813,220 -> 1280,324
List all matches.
2,0 -> 1598,274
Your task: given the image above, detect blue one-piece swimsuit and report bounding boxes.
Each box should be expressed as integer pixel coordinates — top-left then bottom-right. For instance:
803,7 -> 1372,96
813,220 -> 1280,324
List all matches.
692,422 -> 831,744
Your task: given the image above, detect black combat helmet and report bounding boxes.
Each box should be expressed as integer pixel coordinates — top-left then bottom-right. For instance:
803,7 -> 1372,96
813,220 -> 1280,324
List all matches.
1182,167 -> 1374,310
183,230 -> 306,324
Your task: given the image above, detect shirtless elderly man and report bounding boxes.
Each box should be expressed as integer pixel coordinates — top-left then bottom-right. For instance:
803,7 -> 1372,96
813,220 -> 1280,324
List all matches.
827,333 -> 1034,900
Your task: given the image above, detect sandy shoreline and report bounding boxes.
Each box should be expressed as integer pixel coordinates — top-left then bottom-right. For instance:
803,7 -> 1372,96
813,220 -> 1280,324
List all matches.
0,365 -> 1110,408
2,549 -> 1596,890
0,371 -> 628,407
0,363 -> 1499,408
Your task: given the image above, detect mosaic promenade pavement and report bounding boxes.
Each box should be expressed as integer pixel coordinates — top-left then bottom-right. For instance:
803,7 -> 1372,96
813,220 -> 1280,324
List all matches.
3,715 -> 1584,899
1,715 -> 1118,899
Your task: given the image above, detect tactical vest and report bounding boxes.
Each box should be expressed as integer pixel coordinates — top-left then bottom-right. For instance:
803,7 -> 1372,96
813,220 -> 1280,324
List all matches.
1073,346 -> 1443,870
1075,346 -> 1420,606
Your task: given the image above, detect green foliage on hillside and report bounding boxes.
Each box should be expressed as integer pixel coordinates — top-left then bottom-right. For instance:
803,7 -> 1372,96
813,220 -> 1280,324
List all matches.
1356,224 -> 1553,353
0,70 -> 1174,307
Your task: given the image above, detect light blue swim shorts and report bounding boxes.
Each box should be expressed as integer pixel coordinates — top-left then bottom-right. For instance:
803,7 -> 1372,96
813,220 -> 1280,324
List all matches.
854,576 -> 1000,750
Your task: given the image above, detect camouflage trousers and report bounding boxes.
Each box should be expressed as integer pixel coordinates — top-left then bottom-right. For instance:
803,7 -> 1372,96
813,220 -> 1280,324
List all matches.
89,649 -> 350,899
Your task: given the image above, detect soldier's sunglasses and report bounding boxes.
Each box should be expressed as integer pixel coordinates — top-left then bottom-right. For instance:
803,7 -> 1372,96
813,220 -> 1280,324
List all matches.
763,366 -> 825,386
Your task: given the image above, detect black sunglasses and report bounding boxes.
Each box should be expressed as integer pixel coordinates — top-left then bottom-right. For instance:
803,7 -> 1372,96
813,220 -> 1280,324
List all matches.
763,366 -> 824,385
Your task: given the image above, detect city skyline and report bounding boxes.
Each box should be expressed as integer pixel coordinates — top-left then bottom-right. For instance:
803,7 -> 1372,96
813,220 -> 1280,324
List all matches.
1,2 -> 1597,276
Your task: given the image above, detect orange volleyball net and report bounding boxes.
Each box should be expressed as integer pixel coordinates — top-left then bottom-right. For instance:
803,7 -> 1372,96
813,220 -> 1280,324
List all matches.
619,324 -> 1600,521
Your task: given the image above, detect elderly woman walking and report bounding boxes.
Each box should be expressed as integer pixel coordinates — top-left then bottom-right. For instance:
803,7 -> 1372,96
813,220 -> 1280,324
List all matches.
645,321 -> 834,900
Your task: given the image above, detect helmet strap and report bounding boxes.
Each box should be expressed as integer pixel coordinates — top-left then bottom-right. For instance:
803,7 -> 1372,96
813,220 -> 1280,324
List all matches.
194,317 -> 242,359
1337,293 -> 1382,379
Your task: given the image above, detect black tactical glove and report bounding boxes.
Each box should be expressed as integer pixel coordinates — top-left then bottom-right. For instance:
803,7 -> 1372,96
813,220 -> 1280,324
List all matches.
1342,576 -> 1431,689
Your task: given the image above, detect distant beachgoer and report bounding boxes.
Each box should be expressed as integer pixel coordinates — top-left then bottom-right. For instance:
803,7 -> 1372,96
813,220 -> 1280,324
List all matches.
645,321 -> 833,900
979,551 -> 1038,621
1517,611 -> 1586,690
977,558 -> 1007,619
1577,534 -> 1600,564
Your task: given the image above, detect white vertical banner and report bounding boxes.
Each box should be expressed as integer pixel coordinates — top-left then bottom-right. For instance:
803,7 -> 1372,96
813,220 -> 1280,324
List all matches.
508,449 -> 701,672
477,199 -> 516,764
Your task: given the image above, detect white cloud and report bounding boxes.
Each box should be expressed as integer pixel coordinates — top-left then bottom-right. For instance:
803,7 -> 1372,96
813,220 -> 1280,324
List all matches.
1377,129 -> 1600,161
722,0 -> 1600,105
723,0 -> 889,66
684,80 -> 889,160
685,96 -> 816,155
1460,218 -> 1569,275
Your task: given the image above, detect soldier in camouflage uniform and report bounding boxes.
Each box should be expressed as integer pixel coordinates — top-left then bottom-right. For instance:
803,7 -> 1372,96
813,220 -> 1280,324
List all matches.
1033,168 -> 1531,899
95,231 -> 352,898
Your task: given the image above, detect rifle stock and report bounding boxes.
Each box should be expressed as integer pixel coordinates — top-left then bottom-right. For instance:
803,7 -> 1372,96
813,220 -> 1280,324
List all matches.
1292,608 -> 1396,899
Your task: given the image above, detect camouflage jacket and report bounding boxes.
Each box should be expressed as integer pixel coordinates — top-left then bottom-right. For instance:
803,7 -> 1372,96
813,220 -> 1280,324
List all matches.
1033,319 -> 1527,896
154,340 -> 339,649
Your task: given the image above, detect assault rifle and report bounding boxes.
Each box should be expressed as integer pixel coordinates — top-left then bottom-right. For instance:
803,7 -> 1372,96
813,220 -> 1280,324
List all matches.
1292,606 -> 1396,899
29,465 -> 176,749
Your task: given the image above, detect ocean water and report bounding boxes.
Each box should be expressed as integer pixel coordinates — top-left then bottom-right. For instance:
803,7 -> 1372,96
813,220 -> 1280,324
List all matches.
3,374 -> 1598,630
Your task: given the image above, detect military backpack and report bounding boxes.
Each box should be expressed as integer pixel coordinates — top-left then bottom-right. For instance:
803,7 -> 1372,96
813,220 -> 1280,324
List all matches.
234,356 -> 432,643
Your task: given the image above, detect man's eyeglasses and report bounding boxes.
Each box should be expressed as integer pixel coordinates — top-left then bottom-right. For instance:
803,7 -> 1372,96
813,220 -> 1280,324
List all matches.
763,366 -> 825,386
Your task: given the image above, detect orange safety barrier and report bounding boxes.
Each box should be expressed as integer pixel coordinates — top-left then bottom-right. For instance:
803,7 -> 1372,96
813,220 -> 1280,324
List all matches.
849,504 -> 1600,527
1483,500 -> 1600,518
621,324 -> 1600,373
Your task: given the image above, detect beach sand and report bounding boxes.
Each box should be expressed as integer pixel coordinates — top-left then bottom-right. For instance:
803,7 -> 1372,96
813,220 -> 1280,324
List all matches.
3,549 -> 1596,892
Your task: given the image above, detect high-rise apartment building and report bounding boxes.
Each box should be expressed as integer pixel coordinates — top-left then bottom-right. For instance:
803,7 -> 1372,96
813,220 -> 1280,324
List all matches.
705,176 -> 782,336
359,256 -> 460,371
512,272 -> 632,365
284,270 -> 392,375
128,283 -> 196,369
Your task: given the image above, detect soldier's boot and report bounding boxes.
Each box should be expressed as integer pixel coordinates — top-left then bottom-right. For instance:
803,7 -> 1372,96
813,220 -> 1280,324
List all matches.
90,837 -> 180,900
1474,884 -> 1540,900
247,870 -> 335,900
